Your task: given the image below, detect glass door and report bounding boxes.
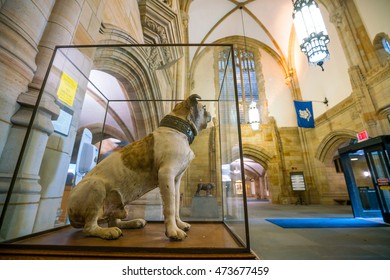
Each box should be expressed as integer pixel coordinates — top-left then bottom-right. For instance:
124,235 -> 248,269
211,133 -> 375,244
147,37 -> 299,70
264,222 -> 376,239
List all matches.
365,148 -> 390,223
340,149 -> 381,219
339,135 -> 390,222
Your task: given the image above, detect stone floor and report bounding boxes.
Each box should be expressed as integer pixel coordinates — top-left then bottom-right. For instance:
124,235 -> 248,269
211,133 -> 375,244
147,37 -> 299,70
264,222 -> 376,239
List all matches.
247,201 -> 390,260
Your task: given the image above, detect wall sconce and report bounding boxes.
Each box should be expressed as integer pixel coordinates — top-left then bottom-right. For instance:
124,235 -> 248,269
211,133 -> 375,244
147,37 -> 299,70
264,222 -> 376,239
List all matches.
292,0 -> 330,70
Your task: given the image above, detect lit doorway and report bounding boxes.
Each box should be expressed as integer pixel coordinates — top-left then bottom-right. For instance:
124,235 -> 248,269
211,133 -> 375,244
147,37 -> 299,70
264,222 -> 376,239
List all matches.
230,157 -> 269,201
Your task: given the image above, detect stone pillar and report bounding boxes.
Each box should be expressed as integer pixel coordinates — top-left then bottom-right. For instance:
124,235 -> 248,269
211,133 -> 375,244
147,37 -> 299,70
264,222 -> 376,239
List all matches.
258,176 -> 265,199
326,0 -> 381,74
0,0 -> 86,240
267,161 -> 280,204
325,0 -> 383,137
0,0 -> 56,240
0,0 -> 55,158
32,0 -> 88,233
180,11 -> 190,97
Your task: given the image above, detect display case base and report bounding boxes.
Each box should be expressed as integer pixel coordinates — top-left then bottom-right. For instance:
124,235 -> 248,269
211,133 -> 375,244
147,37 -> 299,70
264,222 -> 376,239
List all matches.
0,222 -> 257,259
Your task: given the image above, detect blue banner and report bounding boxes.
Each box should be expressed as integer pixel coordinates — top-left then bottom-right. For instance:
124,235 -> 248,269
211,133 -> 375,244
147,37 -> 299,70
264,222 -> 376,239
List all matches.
294,100 -> 315,128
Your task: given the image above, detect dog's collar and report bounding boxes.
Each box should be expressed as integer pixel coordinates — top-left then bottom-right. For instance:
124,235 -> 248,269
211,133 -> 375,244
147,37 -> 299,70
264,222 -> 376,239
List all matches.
159,115 -> 195,144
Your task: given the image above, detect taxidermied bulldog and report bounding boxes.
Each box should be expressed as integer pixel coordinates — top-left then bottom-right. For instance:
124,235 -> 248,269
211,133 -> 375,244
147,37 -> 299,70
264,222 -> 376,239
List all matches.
67,94 -> 211,241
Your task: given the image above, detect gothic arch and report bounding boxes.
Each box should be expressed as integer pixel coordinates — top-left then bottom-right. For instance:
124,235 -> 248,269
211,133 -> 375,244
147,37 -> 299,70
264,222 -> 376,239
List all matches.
315,129 -> 357,163
231,143 -> 273,170
242,144 -> 273,170
94,24 -> 165,137
71,124 -> 126,162
86,124 -> 126,144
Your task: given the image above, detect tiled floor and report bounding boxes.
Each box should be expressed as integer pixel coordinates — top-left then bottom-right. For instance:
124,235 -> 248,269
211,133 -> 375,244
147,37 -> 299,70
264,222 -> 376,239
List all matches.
247,201 -> 390,260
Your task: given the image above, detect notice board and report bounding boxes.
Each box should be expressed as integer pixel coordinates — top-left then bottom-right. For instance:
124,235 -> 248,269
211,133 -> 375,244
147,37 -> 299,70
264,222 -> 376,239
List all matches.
57,72 -> 77,107
290,172 -> 306,191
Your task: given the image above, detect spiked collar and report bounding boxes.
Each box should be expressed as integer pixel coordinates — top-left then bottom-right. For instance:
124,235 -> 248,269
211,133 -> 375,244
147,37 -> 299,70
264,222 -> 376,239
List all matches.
159,115 -> 196,144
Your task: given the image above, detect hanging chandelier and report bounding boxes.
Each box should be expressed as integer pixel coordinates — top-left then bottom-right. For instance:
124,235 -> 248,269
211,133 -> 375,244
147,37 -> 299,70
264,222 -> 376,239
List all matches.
292,0 -> 330,70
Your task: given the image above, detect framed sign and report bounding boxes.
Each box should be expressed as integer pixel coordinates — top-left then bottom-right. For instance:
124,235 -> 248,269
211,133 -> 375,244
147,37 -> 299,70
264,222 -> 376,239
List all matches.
52,104 -> 73,136
57,72 -> 78,106
290,172 -> 306,191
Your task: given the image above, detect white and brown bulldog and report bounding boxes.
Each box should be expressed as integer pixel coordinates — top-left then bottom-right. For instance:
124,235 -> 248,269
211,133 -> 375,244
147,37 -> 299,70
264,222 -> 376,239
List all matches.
67,94 -> 211,241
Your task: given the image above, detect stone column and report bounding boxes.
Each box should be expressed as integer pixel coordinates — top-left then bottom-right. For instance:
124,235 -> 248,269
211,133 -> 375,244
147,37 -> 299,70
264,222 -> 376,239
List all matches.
0,0 -> 55,158
258,176 -> 265,199
32,0 -> 88,233
0,0 -> 86,240
0,0 -> 56,240
325,0 -> 381,74
180,11 -> 190,97
325,0 -> 383,136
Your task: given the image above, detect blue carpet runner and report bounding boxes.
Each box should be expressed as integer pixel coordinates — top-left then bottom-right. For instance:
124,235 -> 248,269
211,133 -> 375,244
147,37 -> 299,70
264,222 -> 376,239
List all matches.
265,217 -> 389,228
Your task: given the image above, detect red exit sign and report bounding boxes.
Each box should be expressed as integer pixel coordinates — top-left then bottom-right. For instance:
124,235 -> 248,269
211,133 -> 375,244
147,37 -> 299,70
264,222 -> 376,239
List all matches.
357,130 -> 369,142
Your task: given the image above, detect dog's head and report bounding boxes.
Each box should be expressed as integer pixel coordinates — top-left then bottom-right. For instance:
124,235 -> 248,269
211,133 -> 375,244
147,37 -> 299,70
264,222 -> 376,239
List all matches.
172,94 -> 211,136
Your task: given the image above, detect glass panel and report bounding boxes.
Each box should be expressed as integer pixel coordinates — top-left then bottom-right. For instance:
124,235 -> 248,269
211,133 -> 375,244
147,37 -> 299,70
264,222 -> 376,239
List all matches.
0,44 -> 248,251
219,48 -> 248,247
349,150 -> 381,211
367,151 -> 390,214
0,47 -> 99,239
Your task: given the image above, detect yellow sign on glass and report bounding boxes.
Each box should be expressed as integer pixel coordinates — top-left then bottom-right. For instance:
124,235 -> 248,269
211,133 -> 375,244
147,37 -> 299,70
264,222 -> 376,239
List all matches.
57,72 -> 78,106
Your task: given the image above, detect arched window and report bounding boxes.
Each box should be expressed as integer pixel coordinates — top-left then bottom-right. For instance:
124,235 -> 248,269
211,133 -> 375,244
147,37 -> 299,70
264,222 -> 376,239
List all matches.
382,37 -> 390,55
219,46 -> 259,124
373,32 -> 390,65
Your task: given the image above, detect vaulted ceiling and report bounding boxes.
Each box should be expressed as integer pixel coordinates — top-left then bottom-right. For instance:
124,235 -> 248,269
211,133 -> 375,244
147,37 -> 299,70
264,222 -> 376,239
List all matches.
187,0 -> 295,69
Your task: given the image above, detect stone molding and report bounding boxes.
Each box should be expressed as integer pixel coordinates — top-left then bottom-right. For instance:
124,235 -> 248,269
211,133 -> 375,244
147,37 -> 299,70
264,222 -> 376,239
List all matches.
366,64 -> 390,86
139,0 -> 183,70
98,23 -> 139,45
315,129 -> 357,163
315,96 -> 355,126
329,4 -> 345,28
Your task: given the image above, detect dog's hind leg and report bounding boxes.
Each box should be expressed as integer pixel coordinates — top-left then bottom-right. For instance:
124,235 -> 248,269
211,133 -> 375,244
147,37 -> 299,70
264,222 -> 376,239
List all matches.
84,215 -> 123,240
105,190 -> 147,231
108,218 -> 147,229
77,184 -> 123,240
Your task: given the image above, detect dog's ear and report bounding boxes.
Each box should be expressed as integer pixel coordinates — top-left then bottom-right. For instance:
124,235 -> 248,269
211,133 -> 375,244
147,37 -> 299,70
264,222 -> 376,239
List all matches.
173,94 -> 201,112
172,95 -> 204,135
186,94 -> 201,107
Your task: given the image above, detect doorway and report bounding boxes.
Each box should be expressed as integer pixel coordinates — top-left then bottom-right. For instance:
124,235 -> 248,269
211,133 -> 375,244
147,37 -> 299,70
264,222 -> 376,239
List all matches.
339,135 -> 390,223
230,157 -> 269,201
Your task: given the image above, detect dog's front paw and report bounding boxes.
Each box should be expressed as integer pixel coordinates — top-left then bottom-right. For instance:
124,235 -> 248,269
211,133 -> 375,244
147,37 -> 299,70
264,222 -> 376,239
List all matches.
166,227 -> 187,241
104,227 -> 123,239
84,226 -> 122,240
177,220 -> 191,232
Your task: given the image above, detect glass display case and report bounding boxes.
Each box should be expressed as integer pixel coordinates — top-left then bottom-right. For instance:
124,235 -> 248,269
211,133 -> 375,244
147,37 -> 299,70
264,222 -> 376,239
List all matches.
0,44 -> 254,259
